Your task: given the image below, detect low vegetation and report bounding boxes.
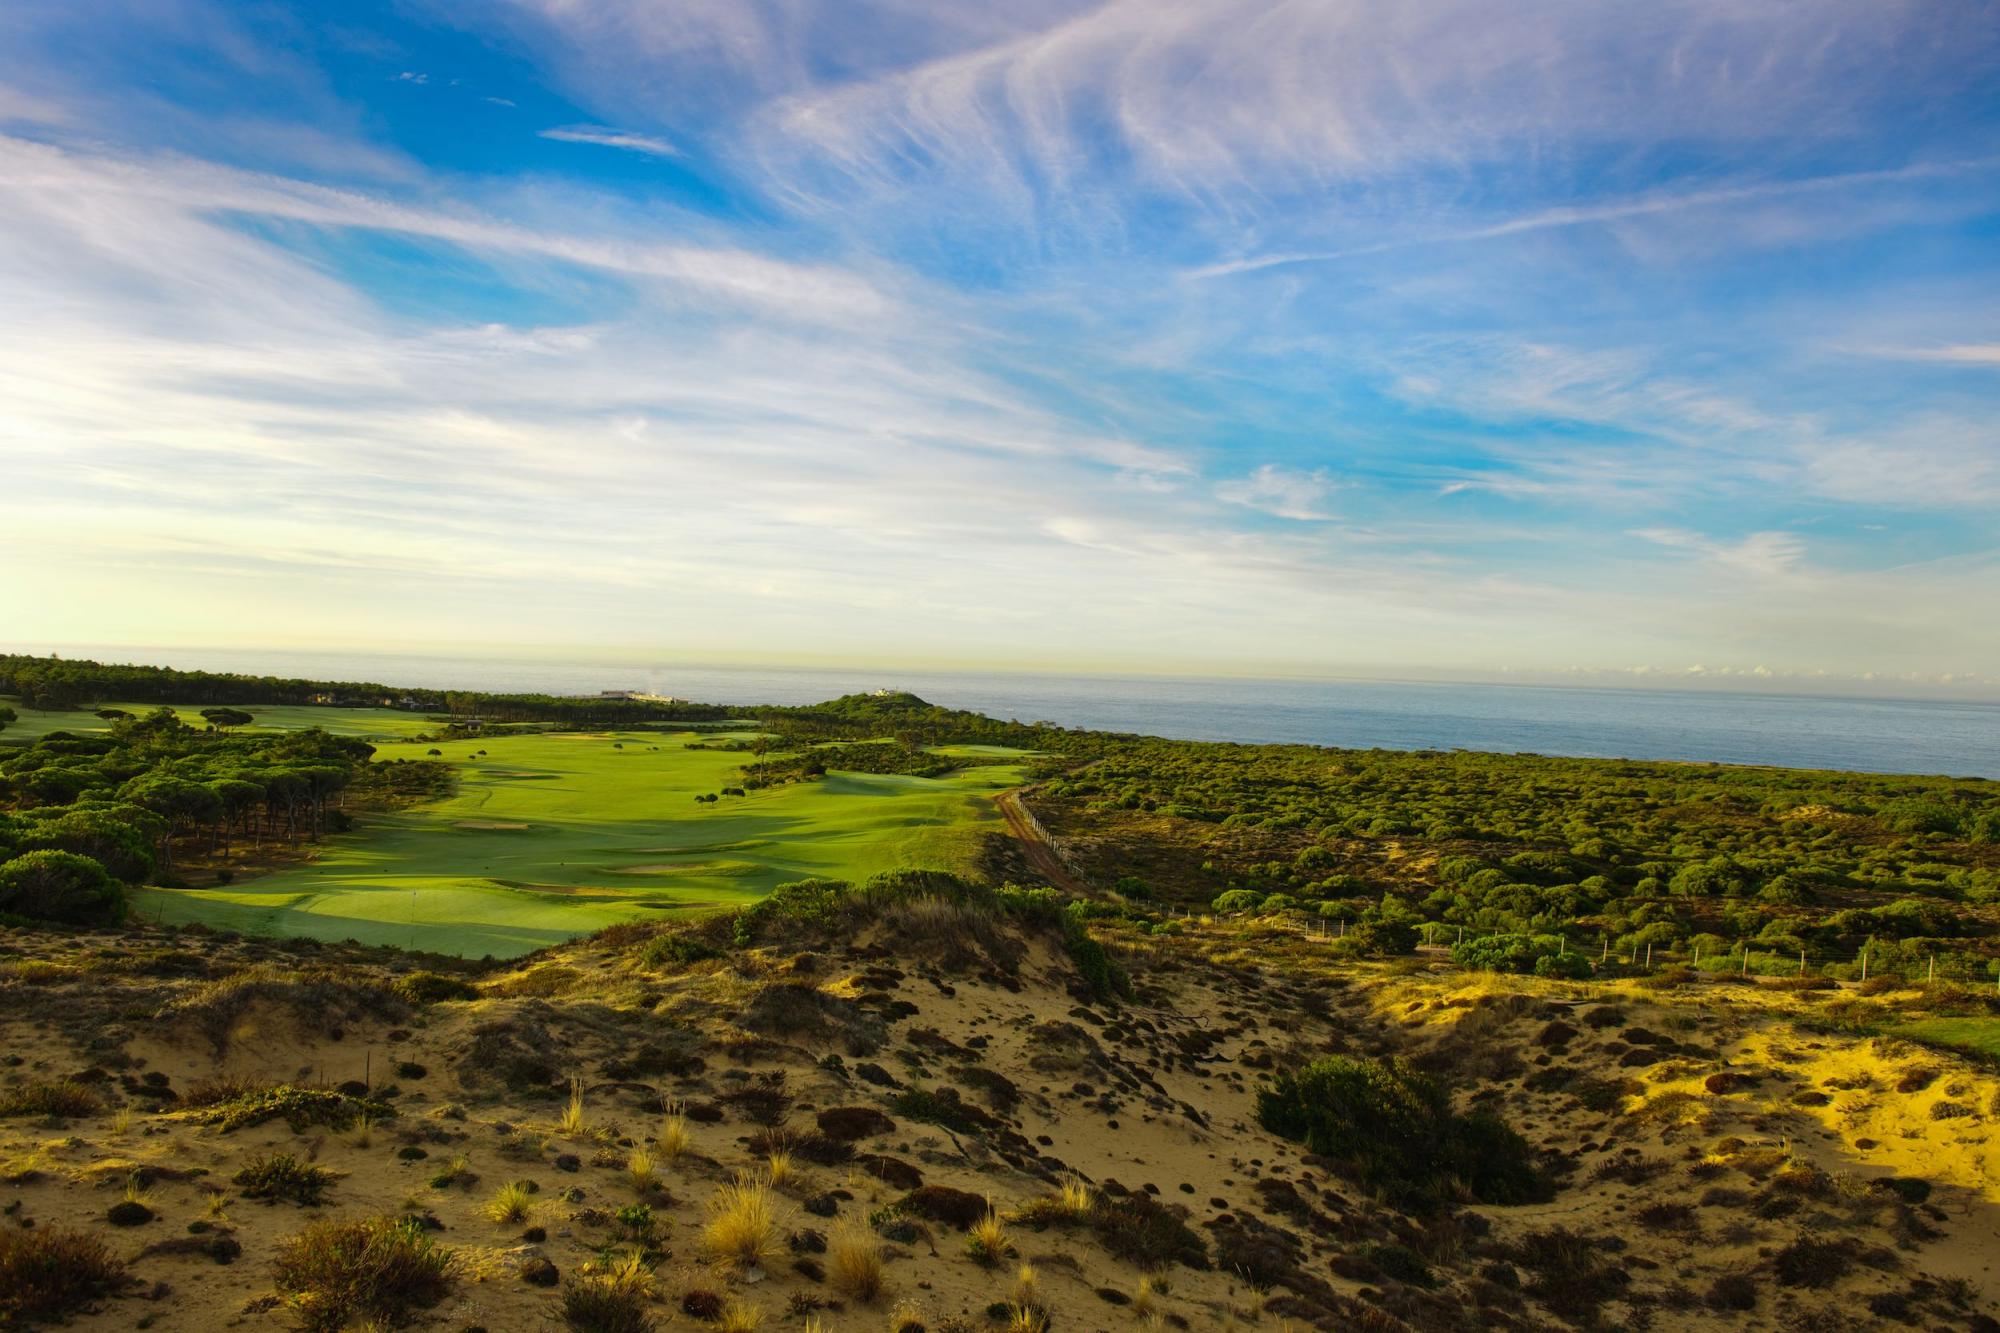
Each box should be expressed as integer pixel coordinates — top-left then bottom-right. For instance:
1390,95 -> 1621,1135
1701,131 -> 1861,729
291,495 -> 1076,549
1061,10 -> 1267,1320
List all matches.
270,1215 -> 458,1333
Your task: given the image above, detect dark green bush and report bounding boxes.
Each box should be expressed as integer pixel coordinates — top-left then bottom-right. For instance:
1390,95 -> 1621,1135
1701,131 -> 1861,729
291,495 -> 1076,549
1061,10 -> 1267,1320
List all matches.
1256,1056 -> 1544,1207
0,850 -> 124,925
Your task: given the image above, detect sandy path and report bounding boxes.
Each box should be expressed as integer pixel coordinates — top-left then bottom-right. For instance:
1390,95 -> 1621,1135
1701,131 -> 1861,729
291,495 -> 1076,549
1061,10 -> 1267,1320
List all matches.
993,788 -> 1086,893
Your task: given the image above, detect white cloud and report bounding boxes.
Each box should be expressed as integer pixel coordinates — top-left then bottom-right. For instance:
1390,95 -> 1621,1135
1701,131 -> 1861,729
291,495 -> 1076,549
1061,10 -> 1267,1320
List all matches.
539,124 -> 680,157
1216,465 -> 1336,521
1633,527 -> 1806,580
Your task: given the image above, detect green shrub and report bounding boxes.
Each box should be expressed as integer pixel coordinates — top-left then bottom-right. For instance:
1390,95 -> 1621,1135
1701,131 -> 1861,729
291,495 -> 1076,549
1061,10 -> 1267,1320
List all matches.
272,1215 -> 457,1333
0,850 -> 125,925
190,1085 -> 390,1133
1210,889 -> 1262,912
1256,1056 -> 1544,1207
639,933 -> 721,969
0,1079 -> 105,1118
235,1153 -> 335,1205
393,971 -> 479,1004
732,877 -> 852,946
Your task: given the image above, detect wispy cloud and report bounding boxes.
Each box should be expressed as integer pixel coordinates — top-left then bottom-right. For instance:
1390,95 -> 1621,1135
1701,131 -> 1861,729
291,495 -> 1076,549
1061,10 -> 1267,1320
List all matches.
1217,465 -> 1337,521
539,124 -> 680,157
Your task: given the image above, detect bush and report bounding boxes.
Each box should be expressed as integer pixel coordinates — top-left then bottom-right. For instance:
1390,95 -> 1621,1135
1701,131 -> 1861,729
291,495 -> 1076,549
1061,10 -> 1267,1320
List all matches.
1062,913 -> 1130,1002
189,1084 -> 389,1133
0,1224 -> 128,1323
1452,932 -> 1590,978
562,1269 -> 655,1332
1210,889 -> 1263,912
0,1079 -> 105,1118
235,1153 -> 335,1205
0,850 -> 124,925
1256,1056 -> 1544,1207
733,878 -> 852,947
272,1215 -> 457,1333
640,933 -> 721,969
393,971 -> 479,1004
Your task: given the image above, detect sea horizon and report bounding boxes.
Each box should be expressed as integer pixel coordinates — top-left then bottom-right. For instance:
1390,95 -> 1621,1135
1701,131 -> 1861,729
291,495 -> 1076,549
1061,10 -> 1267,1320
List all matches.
13,643 -> 2000,781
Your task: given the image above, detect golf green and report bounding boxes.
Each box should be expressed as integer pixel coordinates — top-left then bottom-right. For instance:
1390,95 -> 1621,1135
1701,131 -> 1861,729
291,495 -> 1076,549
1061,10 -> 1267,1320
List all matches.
129,728 -> 1032,957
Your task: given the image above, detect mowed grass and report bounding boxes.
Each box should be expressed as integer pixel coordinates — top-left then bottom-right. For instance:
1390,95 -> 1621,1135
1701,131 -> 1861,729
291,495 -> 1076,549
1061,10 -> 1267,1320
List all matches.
0,700 -> 438,743
1893,1017 -> 2000,1060
131,728 -> 1032,958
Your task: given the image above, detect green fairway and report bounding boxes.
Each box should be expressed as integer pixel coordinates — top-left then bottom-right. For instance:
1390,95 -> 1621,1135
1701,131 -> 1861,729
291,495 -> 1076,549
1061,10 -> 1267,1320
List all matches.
130,729 -> 1032,958
1893,1017 -> 2000,1060
0,699 -> 439,743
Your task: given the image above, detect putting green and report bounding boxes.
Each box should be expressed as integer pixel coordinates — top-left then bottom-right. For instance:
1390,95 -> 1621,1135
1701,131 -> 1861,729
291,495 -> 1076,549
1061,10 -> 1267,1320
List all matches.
130,728 -> 1032,958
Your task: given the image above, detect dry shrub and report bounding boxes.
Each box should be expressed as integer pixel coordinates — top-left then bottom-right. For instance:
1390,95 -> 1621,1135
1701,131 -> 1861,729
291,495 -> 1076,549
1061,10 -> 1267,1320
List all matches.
272,1215 -> 457,1333
0,1079 -> 104,1118
0,1225 -> 128,1322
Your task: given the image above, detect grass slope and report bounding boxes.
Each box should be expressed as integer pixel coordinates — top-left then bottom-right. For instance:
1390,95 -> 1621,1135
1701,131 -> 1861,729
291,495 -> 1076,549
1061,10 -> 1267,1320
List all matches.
133,729 -> 1030,957
0,702 -> 438,743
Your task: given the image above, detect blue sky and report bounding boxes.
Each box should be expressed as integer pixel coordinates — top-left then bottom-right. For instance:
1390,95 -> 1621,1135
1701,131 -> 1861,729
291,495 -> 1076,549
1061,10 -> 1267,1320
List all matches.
1,0 -> 1997,694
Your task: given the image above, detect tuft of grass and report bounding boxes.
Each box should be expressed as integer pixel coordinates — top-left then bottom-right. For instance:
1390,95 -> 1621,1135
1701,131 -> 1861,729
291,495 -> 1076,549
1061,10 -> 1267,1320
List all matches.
1131,1274 -> 1160,1316
1013,1262 -> 1040,1309
828,1224 -> 886,1303
559,1075 -> 589,1137
271,1215 -> 457,1333
235,1153 -> 333,1205
717,1299 -> 764,1332
484,1180 -> 537,1225
625,1145 -> 659,1195
764,1147 -> 794,1188
0,1080 -> 105,1119
560,1265 -> 654,1333
658,1103 -> 690,1162
966,1206 -> 1010,1266
0,1225 -> 127,1323
703,1175 -> 779,1268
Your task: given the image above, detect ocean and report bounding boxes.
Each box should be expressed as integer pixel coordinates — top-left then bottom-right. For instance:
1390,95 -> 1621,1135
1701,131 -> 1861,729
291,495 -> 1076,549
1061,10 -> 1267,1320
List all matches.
25,647 -> 2000,779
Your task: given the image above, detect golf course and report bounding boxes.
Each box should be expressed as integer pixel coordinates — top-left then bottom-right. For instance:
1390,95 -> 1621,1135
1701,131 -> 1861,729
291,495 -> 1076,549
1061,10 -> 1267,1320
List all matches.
77,716 -> 1036,957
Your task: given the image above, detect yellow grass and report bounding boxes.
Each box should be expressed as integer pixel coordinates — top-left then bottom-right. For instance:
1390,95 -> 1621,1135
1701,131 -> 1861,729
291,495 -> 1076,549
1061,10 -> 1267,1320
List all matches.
483,1179 -> 535,1225
658,1103 -> 690,1161
764,1147 -> 793,1187
703,1175 -> 778,1268
718,1301 -> 764,1333
626,1147 -> 657,1194
966,1205 -> 1009,1265
1013,1261 -> 1040,1309
558,1075 -> 588,1136
828,1224 -> 886,1302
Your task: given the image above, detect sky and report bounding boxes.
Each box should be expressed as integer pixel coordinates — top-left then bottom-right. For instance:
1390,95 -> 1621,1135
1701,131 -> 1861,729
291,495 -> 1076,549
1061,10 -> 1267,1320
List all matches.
1,1 -> 1998,696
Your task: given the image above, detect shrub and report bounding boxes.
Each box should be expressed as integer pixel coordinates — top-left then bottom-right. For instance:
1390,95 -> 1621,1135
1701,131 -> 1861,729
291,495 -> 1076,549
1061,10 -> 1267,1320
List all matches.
0,850 -> 124,925
188,1085 -> 388,1133
640,934 -> 721,969
1211,889 -> 1262,913
1451,932 -> 1590,977
393,971 -> 478,1004
0,1079 -> 105,1118
271,1215 -> 457,1333
1256,1055 -> 1543,1206
0,1225 -> 128,1323
235,1153 -> 334,1205
733,878 -> 853,947
561,1267 -> 655,1332
1061,913 -> 1130,1002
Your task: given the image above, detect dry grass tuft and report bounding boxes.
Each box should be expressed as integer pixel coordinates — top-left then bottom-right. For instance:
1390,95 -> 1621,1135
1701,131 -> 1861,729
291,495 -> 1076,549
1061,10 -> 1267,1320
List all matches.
966,1205 -> 1010,1265
703,1175 -> 779,1268
558,1074 -> 589,1136
484,1180 -> 536,1225
626,1147 -> 658,1195
658,1102 -> 690,1161
828,1224 -> 886,1302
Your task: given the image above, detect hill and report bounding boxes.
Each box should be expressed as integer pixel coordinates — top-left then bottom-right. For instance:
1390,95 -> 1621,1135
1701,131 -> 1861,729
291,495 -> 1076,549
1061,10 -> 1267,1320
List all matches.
3,877 -> 1997,1330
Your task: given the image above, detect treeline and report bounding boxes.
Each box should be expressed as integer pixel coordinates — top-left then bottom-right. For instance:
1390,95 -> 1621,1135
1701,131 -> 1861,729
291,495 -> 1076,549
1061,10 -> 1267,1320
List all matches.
0,707 -> 449,926
1047,739 -> 2000,983
0,654 -> 732,725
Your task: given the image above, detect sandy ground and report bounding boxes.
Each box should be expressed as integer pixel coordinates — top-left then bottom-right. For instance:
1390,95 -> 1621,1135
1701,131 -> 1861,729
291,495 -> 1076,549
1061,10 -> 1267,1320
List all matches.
3,919 -> 1998,1332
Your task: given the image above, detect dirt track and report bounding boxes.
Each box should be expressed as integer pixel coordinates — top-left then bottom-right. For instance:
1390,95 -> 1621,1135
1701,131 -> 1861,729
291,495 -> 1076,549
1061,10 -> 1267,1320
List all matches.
993,787 -> 1087,893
